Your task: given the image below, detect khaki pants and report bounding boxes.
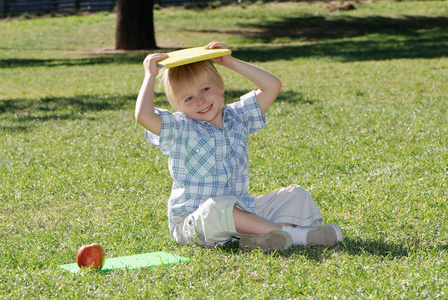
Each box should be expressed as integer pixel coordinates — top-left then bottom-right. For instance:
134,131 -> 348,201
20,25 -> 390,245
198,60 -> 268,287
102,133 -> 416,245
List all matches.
171,185 -> 323,247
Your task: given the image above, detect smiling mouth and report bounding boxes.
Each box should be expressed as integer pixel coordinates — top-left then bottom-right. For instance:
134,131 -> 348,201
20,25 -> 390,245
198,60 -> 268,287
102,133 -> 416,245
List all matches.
198,105 -> 212,114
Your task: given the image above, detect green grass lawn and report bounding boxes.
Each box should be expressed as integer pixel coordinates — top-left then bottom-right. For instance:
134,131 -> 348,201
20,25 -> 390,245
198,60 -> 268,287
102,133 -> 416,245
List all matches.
1,1 -> 447,298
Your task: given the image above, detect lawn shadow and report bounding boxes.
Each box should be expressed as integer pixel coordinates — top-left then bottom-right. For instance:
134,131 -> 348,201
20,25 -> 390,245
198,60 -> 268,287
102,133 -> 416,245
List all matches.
284,237 -> 435,261
0,92 -> 169,132
2,14 -> 448,69
334,237 -> 416,258
219,236 -> 446,262
1,88 -> 312,133
0,124 -> 31,133
232,37 -> 448,63
0,52 -> 148,69
225,89 -> 317,105
239,14 -> 448,43
229,15 -> 448,62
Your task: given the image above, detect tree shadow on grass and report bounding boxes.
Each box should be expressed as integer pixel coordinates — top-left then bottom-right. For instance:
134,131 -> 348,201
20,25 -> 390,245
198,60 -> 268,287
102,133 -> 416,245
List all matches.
0,89 -> 308,117
207,15 -> 448,62
297,237 -> 416,261
0,52 -> 148,69
299,237 -> 447,262
225,89 -> 317,105
0,89 -> 314,133
238,15 -> 448,43
1,93 -> 136,116
0,92 -> 168,132
220,237 -> 446,262
2,14 -> 447,69
232,36 -> 448,63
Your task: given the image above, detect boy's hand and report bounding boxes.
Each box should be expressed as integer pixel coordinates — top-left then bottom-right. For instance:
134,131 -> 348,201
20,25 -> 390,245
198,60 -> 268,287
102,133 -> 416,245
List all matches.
143,53 -> 168,77
136,53 -> 167,136
205,41 -> 281,115
204,41 -> 232,66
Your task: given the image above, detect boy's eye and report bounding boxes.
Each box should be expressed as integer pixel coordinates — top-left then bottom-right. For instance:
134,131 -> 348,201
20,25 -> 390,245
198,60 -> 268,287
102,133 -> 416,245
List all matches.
202,87 -> 209,92
185,97 -> 193,102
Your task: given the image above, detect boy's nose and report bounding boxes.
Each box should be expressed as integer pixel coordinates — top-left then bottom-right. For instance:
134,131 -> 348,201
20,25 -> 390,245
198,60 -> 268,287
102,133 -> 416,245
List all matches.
196,94 -> 206,105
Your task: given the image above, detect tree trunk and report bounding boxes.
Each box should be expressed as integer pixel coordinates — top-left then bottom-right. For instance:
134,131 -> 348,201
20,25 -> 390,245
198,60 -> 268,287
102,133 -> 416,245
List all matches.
115,0 -> 158,50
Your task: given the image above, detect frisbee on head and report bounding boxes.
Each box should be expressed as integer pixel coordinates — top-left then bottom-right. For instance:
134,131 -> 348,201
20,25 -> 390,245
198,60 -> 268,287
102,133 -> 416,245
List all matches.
157,47 -> 232,68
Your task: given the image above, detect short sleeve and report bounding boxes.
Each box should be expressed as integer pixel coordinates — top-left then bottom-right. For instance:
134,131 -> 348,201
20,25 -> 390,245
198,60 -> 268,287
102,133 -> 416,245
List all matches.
145,108 -> 186,155
235,90 -> 266,134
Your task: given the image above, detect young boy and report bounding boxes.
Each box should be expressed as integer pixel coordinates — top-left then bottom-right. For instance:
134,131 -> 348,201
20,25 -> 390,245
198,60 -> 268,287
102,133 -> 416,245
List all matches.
135,41 -> 343,251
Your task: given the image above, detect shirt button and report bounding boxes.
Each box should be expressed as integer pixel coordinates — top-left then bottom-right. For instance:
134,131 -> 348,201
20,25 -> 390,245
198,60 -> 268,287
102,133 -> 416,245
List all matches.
195,149 -> 200,153
228,179 -> 232,183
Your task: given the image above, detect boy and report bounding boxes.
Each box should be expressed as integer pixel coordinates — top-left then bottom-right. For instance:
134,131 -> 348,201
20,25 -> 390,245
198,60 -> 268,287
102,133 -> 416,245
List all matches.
135,41 -> 343,251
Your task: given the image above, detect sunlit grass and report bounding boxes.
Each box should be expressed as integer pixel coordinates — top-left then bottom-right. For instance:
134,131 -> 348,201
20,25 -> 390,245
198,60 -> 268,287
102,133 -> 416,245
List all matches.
1,1 -> 447,298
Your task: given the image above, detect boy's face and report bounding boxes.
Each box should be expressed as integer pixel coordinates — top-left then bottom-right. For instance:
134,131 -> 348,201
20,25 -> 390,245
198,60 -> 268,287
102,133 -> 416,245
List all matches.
177,79 -> 225,128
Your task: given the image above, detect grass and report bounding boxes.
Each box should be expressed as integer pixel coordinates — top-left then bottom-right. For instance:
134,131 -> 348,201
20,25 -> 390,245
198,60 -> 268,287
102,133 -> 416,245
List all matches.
1,1 -> 447,298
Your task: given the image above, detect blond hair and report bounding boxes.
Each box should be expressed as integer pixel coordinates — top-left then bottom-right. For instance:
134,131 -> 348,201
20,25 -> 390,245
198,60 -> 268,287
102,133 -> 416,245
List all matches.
161,60 -> 225,111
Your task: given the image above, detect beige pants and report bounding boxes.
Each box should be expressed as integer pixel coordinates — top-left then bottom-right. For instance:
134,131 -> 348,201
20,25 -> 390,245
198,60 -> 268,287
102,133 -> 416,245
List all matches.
171,185 -> 323,247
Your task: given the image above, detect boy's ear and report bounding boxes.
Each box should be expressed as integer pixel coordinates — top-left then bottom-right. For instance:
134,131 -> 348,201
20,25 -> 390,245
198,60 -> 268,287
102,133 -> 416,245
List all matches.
219,77 -> 225,95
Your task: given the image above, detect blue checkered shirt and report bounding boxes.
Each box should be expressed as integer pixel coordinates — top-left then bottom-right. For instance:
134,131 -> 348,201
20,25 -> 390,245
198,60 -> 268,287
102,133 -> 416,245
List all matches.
145,91 -> 266,230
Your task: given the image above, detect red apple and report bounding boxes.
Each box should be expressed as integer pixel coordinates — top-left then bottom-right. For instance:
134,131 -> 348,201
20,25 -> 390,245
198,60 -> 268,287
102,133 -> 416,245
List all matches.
76,243 -> 106,270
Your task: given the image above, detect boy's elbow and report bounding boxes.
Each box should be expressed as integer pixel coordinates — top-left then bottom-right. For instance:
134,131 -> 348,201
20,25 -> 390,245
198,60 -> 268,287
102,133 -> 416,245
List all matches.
271,77 -> 282,99
275,77 -> 282,94
135,111 -> 142,123
135,110 -> 148,126
134,111 -> 162,135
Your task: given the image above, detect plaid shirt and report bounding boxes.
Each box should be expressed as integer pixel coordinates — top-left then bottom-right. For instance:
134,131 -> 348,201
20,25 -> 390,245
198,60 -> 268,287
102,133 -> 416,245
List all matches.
145,91 -> 266,230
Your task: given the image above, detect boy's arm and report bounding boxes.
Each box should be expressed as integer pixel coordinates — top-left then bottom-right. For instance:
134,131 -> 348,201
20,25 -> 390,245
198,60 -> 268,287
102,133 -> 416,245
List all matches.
135,53 -> 168,136
206,41 -> 282,114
